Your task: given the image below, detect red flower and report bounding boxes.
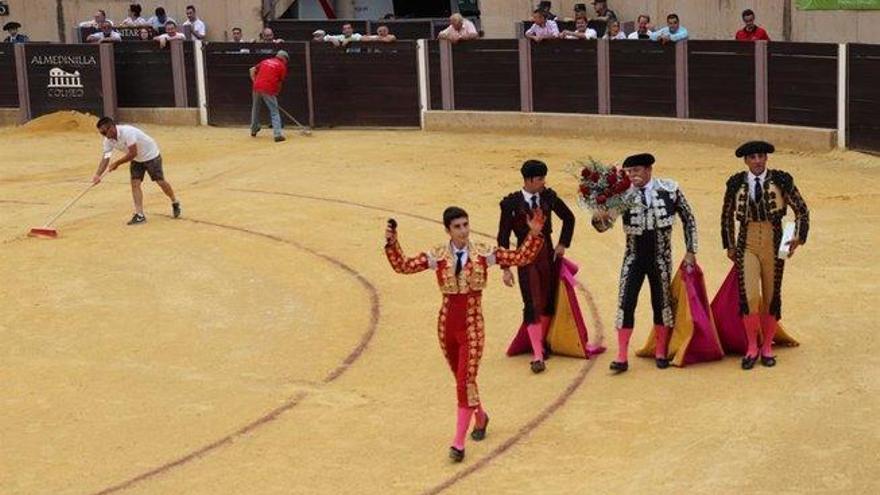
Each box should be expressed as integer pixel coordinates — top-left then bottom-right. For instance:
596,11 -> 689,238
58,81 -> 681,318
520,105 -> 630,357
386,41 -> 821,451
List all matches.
597,194 -> 607,204
581,168 -> 591,178
591,172 -> 601,182
620,174 -> 631,189
607,173 -> 618,186
579,184 -> 589,195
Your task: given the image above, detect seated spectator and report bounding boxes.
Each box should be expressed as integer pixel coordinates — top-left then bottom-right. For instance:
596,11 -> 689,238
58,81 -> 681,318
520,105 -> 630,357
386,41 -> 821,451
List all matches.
650,13 -> 688,43
80,10 -> 113,28
182,5 -> 206,40
627,14 -> 653,40
560,17 -> 597,40
120,4 -> 147,26
87,21 -> 122,43
603,20 -> 625,40
148,7 -> 175,32
525,9 -> 559,42
363,25 -> 397,42
312,29 -> 327,42
325,23 -> 362,47
437,14 -> 479,43
137,27 -> 152,41
154,20 -> 186,48
736,9 -> 770,41
254,27 -> 284,43
3,21 -> 29,43
593,0 -> 617,23
573,3 -> 588,19
232,27 -> 244,42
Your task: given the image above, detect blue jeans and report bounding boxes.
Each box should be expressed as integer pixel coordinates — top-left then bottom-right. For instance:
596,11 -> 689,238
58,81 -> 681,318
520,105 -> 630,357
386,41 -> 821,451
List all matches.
251,92 -> 283,138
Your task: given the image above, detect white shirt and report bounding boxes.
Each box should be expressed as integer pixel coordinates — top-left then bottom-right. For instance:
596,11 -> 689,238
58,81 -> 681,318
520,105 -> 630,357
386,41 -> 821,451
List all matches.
521,189 -> 541,208
80,19 -> 114,28
563,28 -> 598,40
439,19 -> 478,39
748,170 -> 768,201
87,31 -> 122,42
183,18 -> 206,38
148,16 -> 177,31
325,33 -> 363,42
627,30 -> 653,40
604,31 -> 626,40
525,20 -> 559,39
155,32 -> 186,42
636,179 -> 655,207
120,16 -> 148,26
103,125 -> 160,163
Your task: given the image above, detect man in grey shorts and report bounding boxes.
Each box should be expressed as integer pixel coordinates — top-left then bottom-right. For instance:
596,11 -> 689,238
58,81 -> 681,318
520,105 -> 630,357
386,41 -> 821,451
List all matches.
92,117 -> 180,225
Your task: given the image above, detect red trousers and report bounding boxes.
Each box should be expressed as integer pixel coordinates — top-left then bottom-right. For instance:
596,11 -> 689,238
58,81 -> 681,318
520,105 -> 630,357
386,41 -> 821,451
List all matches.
437,293 -> 485,408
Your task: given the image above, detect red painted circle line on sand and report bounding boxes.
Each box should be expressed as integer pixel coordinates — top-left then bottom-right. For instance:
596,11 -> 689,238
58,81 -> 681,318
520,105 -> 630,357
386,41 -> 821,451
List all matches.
89,217 -> 381,495
86,191 -> 606,495
229,189 -> 607,495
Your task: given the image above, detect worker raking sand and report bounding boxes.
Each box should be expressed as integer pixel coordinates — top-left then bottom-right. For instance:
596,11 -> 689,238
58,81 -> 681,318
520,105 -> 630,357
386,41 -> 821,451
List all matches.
92,116 -> 181,225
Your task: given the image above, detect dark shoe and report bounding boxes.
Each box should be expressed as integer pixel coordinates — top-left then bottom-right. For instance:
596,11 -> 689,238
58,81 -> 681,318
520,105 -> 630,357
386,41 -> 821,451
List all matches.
609,361 -> 629,373
655,358 -> 670,369
760,355 -> 777,367
449,446 -> 465,463
274,135 -> 286,142
127,213 -> 146,225
741,355 -> 758,370
172,202 -> 181,218
251,128 -> 259,137
471,415 -> 489,441
530,360 -> 546,374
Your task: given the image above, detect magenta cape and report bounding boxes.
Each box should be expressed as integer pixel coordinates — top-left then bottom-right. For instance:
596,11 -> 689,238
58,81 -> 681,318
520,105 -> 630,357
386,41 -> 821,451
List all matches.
506,257 -> 605,359
637,261 -> 724,366
711,265 -> 799,354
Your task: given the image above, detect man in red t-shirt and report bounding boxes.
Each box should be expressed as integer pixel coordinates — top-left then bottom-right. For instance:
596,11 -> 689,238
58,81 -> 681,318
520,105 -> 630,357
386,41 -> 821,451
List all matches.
249,50 -> 289,142
735,9 -> 770,41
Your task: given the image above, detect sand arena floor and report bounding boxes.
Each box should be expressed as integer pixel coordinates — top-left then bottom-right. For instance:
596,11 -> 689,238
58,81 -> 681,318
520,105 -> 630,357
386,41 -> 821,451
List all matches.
1,112 -> 878,495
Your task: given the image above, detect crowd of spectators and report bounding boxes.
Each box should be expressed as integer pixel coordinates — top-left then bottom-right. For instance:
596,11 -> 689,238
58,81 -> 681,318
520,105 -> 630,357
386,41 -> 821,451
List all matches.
1,2 -> 776,46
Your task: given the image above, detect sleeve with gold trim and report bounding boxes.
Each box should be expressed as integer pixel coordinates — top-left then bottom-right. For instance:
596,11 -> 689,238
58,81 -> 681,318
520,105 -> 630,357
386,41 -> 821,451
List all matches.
493,232 -> 544,268
385,240 -> 430,274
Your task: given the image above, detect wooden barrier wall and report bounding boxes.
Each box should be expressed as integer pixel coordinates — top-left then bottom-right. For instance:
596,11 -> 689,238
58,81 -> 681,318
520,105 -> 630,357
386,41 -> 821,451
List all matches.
0,46 -> 17,108
769,42 -> 838,129
610,41 -> 675,117
688,41 -> 756,123
204,43 -> 309,127
310,42 -> 420,127
532,40 -> 598,114
452,40 -> 520,111
114,42 -> 176,108
848,44 -> 880,153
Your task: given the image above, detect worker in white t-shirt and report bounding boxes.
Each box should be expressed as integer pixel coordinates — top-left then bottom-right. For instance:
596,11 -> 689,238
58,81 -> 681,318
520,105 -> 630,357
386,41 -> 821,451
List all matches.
92,117 -> 181,225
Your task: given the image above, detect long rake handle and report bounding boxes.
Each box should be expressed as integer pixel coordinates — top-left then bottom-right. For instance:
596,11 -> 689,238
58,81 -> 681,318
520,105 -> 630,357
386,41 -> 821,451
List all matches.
41,172 -> 106,228
277,105 -> 309,130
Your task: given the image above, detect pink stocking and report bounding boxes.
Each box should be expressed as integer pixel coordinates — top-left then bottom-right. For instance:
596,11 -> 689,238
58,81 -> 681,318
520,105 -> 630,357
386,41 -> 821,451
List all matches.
742,314 -> 761,358
616,327 -> 633,363
654,325 -> 670,359
527,323 -> 544,362
760,314 -> 778,357
453,406 -> 475,450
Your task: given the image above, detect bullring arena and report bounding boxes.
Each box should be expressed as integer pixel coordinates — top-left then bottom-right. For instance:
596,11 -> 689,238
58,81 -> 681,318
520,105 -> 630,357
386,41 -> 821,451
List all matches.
2,7 -> 880,495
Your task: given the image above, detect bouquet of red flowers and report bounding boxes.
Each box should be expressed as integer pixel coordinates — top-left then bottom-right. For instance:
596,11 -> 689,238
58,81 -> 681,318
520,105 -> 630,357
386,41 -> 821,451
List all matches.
571,157 -> 639,212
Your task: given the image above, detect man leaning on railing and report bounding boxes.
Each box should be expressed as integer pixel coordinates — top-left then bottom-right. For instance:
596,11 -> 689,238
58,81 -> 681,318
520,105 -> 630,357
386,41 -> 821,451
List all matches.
525,9 -> 559,43
650,13 -> 688,44
438,14 -> 479,43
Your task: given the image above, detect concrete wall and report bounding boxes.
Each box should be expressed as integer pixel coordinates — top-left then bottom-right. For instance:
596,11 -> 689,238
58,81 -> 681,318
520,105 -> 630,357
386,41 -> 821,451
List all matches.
423,110 -> 838,152
3,0 -> 264,42
479,0 -> 880,43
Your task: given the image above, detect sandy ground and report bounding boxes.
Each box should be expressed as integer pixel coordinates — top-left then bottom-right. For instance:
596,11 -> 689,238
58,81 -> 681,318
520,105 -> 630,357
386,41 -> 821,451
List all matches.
1,112 -> 878,495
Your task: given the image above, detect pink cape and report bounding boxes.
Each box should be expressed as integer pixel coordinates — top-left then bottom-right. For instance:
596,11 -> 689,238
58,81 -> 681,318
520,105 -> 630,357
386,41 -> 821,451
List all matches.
710,265 -> 800,354
636,261 -> 724,366
506,257 -> 605,359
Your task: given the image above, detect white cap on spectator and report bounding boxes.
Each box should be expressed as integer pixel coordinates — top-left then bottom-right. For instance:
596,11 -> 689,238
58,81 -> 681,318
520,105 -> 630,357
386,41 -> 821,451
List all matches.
312,29 -> 326,36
